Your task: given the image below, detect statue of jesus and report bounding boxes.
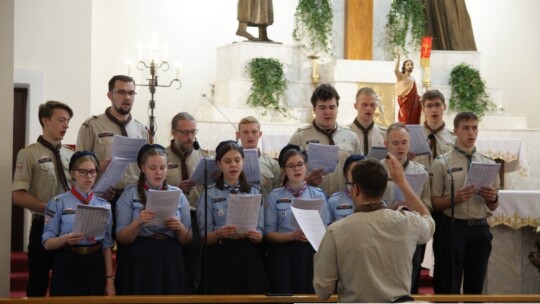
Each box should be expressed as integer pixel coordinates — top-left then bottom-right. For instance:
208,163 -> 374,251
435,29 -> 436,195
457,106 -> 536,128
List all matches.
395,51 -> 421,124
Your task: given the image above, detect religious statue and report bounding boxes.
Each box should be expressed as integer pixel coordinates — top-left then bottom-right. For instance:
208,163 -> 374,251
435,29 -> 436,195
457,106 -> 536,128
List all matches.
424,0 -> 477,50
394,51 -> 421,124
236,0 -> 273,42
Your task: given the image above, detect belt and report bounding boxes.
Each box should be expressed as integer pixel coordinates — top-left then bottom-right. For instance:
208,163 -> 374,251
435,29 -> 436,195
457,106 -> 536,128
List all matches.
146,233 -> 171,240
447,216 -> 488,226
65,243 -> 102,254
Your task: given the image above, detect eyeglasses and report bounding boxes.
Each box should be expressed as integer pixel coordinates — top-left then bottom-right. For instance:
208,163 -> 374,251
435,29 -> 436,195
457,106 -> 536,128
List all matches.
175,129 -> 198,136
111,90 -> 137,97
285,162 -> 305,170
424,102 -> 443,109
345,182 -> 353,191
76,169 -> 98,176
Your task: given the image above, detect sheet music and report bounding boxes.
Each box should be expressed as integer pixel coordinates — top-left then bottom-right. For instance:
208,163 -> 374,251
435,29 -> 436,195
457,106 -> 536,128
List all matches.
144,189 -> 181,226
290,207 -> 326,252
225,194 -> 262,233
72,204 -> 110,237
190,157 -> 220,185
465,162 -> 501,193
243,149 -> 261,184
290,198 -> 325,230
394,172 -> 427,202
307,143 -> 339,173
407,124 -> 432,156
93,157 -> 130,193
367,146 -> 388,160
111,135 -> 147,161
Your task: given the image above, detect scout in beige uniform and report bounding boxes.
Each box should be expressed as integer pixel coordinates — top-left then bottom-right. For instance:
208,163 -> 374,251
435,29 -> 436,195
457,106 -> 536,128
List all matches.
431,112 -> 499,295
165,112 -> 209,209
236,116 -> 281,205
414,90 -> 455,170
381,123 -> 431,294
12,101 -> 74,297
289,84 -> 361,196
347,87 -> 386,156
76,75 -> 148,191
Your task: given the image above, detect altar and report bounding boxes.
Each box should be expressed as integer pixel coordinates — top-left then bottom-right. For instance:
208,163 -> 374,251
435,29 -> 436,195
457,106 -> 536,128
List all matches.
486,190 -> 540,294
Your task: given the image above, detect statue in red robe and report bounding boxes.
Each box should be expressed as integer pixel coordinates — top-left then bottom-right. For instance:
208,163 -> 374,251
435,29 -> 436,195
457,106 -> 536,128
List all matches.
395,52 -> 421,124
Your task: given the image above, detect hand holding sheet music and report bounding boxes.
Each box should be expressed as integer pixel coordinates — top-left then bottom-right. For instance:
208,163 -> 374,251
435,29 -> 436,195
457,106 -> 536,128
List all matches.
225,194 -> 262,234
307,143 -> 339,173
144,189 -> 181,227
465,162 -> 501,193
72,204 -> 110,237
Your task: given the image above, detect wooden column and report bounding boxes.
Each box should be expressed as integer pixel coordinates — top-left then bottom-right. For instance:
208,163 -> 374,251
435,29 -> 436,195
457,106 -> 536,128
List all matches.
345,0 -> 373,60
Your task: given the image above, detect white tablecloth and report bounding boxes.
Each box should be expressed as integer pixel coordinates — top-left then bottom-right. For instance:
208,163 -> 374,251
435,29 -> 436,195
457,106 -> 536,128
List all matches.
476,138 -> 528,176
489,190 -> 540,229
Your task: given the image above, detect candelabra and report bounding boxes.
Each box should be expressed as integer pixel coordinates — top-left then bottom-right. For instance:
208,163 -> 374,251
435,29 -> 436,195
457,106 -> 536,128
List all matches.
135,35 -> 182,143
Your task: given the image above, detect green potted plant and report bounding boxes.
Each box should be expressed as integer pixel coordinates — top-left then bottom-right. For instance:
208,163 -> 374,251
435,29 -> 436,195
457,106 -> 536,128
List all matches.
449,63 -> 497,118
293,0 -> 333,56
385,0 -> 426,56
246,57 -> 287,115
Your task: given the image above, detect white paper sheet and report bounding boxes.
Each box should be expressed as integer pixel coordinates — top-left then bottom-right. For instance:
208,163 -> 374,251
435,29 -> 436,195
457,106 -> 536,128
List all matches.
290,207 -> 326,251
72,204 -> 110,237
307,143 -> 339,173
144,189 -> 181,226
190,157 -> 220,185
290,198 -> 325,230
93,157 -> 130,193
367,146 -> 388,160
111,135 -> 147,161
465,162 -> 501,193
407,124 -> 432,156
225,194 -> 262,233
243,149 -> 261,184
394,172 -> 427,202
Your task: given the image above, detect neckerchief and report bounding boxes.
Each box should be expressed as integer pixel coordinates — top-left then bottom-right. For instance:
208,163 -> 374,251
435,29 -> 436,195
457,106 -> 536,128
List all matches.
141,182 -> 166,191
312,120 -> 336,145
169,139 -> 191,182
105,107 -> 131,137
355,201 -> 387,213
37,135 -> 69,192
70,186 -> 94,205
454,145 -> 476,170
285,182 -> 307,198
224,182 -> 240,194
424,121 -> 446,159
354,119 -> 374,155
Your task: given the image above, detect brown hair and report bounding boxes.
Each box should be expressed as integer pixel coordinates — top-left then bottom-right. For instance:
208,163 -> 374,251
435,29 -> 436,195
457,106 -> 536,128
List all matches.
38,100 -> 73,127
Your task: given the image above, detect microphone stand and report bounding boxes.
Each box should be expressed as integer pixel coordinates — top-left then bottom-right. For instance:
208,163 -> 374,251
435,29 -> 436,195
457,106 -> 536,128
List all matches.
202,155 -> 208,295
449,168 -> 456,293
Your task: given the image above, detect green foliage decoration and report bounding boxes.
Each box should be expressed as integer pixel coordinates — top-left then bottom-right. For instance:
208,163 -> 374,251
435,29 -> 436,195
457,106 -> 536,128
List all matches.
449,63 -> 497,118
247,58 -> 287,115
293,0 -> 333,56
385,0 -> 426,56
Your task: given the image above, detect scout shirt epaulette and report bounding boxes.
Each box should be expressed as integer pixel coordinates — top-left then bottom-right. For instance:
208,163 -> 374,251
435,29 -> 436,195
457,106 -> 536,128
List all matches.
296,124 -> 312,132
81,115 -> 99,128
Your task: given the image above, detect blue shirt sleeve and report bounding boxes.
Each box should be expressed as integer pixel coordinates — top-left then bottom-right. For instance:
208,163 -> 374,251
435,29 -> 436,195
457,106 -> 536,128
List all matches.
42,198 -> 62,246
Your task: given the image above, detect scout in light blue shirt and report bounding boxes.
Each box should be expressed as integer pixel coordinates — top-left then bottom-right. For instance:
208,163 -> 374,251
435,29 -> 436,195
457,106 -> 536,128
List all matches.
42,190 -> 113,248
327,154 -> 365,223
115,183 -> 191,238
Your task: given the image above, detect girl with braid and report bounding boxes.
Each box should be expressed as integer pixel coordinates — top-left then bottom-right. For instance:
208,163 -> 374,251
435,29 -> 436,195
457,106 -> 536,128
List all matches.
115,144 -> 192,295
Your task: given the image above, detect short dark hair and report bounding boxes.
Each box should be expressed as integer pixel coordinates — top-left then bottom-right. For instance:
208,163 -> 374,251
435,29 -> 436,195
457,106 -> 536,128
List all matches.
311,83 -> 340,107
453,112 -> 479,129
421,89 -> 445,106
38,100 -> 73,127
351,159 -> 388,199
108,75 -> 135,92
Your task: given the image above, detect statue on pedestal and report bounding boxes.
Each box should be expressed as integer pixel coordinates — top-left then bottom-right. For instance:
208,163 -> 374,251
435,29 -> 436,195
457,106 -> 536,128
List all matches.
236,0 -> 273,42
395,50 -> 421,124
